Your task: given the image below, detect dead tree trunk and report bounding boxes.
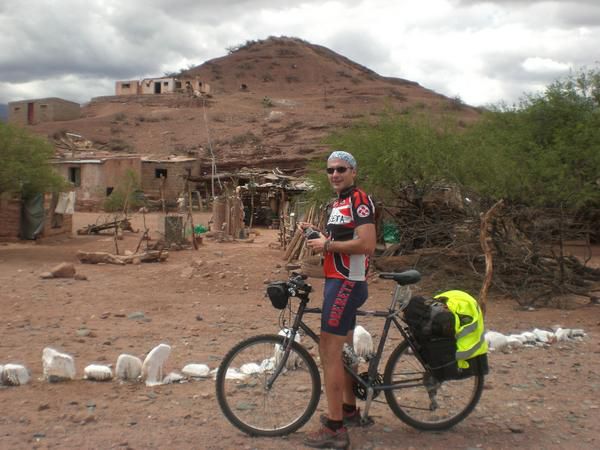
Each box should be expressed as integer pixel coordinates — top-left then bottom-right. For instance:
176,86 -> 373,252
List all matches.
478,199 -> 504,316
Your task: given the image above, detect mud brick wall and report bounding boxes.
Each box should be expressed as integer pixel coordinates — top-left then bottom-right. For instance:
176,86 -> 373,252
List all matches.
0,198 -> 22,240
141,161 -> 197,203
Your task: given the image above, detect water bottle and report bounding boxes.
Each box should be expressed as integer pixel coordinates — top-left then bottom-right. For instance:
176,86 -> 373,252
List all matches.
342,343 -> 360,366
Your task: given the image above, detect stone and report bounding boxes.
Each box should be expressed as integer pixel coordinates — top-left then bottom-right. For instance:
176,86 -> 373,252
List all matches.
42,348 -> 75,381
1,364 -> 30,386
50,262 -> 76,278
74,274 -> 88,281
115,354 -> 143,381
182,364 -> 210,378
180,267 -> 195,279
142,343 -> 172,386
84,365 -> 113,381
162,372 -> 185,384
40,272 -> 54,279
128,312 -> 145,320
76,328 -> 91,337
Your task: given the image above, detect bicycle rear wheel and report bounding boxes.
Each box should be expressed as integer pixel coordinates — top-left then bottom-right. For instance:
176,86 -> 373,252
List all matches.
383,341 -> 484,431
215,334 -> 321,436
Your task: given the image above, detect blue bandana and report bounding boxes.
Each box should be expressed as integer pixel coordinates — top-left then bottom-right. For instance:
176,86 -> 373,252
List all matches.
328,150 -> 357,168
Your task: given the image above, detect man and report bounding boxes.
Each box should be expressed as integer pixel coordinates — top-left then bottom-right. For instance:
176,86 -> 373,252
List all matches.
301,150 -> 376,449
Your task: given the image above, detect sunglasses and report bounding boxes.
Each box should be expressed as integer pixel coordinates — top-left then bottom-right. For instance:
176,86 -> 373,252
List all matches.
326,166 -> 351,174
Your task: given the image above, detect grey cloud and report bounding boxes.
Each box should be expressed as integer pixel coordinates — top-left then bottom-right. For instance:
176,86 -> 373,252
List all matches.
327,32 -> 391,71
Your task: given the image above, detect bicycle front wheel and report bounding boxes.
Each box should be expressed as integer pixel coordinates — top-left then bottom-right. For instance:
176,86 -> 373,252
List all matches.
383,341 -> 484,431
215,334 -> 321,436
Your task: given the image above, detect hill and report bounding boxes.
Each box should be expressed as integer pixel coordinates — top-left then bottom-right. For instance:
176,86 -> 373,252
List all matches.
29,36 -> 480,172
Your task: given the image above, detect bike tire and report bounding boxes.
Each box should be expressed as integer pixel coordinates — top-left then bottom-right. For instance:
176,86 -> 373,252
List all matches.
383,341 -> 484,431
215,334 -> 321,436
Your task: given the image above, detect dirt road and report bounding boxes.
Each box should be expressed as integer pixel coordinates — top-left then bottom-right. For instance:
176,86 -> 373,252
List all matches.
1,213 -> 599,449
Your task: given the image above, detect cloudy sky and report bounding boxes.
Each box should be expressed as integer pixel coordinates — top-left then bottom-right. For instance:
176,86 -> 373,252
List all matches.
1,0 -> 599,107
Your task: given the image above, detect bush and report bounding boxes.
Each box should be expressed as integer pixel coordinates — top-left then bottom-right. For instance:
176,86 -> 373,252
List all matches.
0,122 -> 66,197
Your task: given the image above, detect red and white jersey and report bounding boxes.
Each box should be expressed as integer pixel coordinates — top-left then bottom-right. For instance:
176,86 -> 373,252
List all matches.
323,186 -> 375,281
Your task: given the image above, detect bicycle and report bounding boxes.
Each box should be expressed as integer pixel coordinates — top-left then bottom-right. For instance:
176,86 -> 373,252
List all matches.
215,270 -> 486,436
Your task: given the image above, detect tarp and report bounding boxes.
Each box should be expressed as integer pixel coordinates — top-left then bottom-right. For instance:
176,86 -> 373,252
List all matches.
20,193 -> 45,240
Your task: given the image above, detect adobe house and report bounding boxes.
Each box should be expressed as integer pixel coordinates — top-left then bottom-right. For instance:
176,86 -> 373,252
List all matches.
141,156 -> 199,204
139,77 -> 176,95
8,97 -> 80,126
115,77 -> 210,96
0,192 -> 74,241
53,155 -> 142,210
115,80 -> 140,95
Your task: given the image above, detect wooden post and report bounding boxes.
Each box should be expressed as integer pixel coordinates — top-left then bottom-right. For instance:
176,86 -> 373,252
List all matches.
479,199 -> 504,316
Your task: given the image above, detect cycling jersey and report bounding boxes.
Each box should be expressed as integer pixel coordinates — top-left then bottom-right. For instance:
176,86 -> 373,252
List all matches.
323,186 -> 375,281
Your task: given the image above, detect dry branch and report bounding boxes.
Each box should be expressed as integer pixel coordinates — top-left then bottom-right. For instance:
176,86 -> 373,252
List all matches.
76,250 -> 168,265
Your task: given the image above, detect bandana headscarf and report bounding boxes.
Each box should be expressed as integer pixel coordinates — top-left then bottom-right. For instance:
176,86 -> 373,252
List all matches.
328,150 -> 357,168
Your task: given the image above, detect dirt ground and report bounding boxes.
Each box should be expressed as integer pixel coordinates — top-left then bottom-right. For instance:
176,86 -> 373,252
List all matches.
1,212 -> 599,450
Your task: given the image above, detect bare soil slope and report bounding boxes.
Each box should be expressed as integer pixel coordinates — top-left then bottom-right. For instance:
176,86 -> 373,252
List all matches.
30,37 -> 479,172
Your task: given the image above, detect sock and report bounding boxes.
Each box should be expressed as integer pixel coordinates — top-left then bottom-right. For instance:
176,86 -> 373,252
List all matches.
326,419 -> 344,431
342,403 -> 357,414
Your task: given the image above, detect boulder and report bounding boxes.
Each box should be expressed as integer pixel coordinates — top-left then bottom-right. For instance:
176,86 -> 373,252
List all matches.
142,344 -> 171,386
50,262 -> 76,278
84,364 -> 113,381
115,354 -> 142,381
181,364 -> 210,378
42,347 -> 76,382
1,364 -> 30,386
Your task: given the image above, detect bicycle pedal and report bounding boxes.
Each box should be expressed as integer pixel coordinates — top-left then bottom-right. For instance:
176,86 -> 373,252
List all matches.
358,416 -> 375,427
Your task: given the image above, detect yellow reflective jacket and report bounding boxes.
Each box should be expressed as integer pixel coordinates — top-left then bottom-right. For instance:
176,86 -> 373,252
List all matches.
434,290 -> 487,368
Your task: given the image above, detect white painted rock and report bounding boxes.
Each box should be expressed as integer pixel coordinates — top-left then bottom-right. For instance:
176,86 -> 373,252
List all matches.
505,335 -> 524,348
240,363 -> 261,375
259,357 -> 275,372
84,364 -> 113,381
532,328 -> 555,343
116,354 -> 143,381
555,328 -> 571,342
182,364 -> 210,378
142,344 -> 171,386
508,334 -> 527,344
519,331 -> 537,343
485,331 -> 509,351
354,325 -> 374,358
0,364 -> 3,384
43,347 -> 76,381
163,372 -> 185,384
210,367 -> 248,380
1,364 -> 30,386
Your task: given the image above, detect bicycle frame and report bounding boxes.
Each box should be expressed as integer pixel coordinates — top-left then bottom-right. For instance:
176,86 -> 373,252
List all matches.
267,283 -> 429,396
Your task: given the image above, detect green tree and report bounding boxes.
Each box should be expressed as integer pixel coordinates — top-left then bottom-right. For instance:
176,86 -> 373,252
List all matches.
103,169 -> 144,213
310,67 -> 600,210
308,111 -> 461,203
0,122 -> 65,197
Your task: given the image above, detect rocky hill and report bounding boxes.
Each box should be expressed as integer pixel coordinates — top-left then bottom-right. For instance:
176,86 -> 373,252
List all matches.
30,36 -> 480,173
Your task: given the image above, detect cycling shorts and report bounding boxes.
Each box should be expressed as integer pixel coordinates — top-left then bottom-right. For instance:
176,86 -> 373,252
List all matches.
321,278 -> 368,336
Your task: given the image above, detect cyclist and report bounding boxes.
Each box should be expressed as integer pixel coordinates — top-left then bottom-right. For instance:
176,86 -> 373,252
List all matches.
300,150 -> 376,449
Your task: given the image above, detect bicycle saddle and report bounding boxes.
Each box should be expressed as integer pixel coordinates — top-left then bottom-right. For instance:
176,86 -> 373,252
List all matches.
379,270 -> 421,285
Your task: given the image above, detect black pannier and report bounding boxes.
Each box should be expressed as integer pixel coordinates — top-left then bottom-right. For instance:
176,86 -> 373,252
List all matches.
266,281 -> 289,309
404,295 -> 487,381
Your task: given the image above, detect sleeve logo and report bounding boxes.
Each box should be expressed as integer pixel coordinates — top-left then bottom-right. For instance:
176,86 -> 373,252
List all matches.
356,204 -> 371,218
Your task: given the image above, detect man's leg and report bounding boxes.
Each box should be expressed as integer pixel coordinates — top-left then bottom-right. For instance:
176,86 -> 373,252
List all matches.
319,330 -> 347,421
342,330 -> 356,407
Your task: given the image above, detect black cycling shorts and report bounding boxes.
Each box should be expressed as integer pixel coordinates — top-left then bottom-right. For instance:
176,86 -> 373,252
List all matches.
321,278 -> 368,336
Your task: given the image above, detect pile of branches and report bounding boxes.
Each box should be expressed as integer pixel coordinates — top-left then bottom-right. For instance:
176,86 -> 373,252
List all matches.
375,199 -> 600,308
